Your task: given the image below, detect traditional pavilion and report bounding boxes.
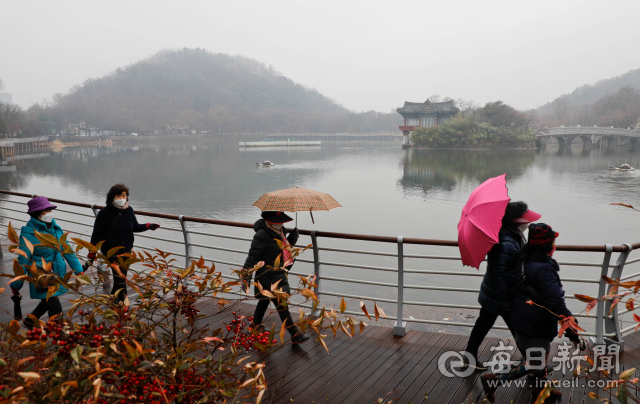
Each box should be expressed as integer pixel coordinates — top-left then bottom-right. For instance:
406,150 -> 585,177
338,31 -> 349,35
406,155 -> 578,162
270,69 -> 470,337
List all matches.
396,99 -> 459,147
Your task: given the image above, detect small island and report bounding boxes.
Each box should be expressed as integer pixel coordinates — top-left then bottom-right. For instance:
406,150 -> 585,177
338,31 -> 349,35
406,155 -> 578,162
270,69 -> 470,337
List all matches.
397,99 -> 535,149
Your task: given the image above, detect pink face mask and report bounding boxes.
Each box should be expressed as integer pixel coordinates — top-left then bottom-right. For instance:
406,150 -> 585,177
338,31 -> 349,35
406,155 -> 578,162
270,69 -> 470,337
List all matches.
548,245 -> 556,257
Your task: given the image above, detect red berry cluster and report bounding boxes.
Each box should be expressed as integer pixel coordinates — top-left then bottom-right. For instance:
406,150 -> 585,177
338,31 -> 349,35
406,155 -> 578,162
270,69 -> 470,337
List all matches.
96,367 -> 206,404
25,308 -> 133,356
225,312 -> 277,352
30,319 -> 108,355
167,290 -> 200,320
165,272 -> 201,320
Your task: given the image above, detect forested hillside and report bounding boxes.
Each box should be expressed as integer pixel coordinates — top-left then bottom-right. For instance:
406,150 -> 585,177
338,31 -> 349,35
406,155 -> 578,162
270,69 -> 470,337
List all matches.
545,68 -> 640,107
537,67 -> 640,128
14,48 -> 400,136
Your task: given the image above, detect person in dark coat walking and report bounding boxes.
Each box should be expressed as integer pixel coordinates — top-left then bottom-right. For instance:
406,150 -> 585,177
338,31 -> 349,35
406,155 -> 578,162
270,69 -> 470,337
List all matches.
480,223 -> 579,402
89,184 -> 159,302
463,201 -> 541,368
9,197 -> 84,328
242,211 -> 309,344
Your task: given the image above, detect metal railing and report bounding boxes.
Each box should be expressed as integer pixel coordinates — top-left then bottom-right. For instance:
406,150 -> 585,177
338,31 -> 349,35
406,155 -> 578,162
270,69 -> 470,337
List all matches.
1,190 -> 638,347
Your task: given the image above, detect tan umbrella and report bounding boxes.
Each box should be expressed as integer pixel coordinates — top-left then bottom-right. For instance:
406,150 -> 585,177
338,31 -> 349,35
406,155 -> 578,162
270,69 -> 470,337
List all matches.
252,187 -> 341,224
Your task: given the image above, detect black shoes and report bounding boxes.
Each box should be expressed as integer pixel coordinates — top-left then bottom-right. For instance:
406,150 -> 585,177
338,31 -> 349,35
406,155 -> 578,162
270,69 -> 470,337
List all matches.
455,353 -> 488,372
291,333 -> 309,345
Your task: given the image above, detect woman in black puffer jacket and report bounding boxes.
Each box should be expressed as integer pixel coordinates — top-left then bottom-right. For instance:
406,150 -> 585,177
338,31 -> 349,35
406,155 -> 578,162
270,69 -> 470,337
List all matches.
89,184 -> 159,302
242,211 -> 308,344
480,223 -> 578,402
463,201 -> 541,367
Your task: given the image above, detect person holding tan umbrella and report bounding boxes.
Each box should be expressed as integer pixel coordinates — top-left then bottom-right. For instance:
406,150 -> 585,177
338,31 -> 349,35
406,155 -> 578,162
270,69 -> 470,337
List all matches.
242,211 -> 308,344
244,187 -> 341,345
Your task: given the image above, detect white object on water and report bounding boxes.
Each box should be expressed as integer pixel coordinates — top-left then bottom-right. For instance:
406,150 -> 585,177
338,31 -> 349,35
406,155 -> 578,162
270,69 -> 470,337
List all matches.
257,160 -> 275,167
615,163 -> 634,171
241,140 -> 321,147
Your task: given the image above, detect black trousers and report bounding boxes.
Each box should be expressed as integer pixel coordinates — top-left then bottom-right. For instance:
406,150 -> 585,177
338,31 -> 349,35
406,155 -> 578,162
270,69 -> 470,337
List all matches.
107,254 -> 129,303
111,265 -> 128,302
25,296 -> 62,328
465,307 -> 512,358
252,277 -> 298,336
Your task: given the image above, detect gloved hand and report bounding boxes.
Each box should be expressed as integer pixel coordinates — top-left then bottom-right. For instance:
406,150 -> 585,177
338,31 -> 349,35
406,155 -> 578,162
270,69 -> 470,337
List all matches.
147,223 -> 160,230
11,288 -> 20,295
241,278 -> 251,294
565,318 -> 586,350
87,252 -> 96,260
288,227 -> 300,245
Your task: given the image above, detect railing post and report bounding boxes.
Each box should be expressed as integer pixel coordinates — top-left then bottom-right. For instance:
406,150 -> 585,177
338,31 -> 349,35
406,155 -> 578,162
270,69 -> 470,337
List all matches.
394,236 -> 406,337
604,243 -> 631,349
594,244 -> 613,345
90,204 -> 100,217
310,230 -> 321,299
178,215 -> 192,269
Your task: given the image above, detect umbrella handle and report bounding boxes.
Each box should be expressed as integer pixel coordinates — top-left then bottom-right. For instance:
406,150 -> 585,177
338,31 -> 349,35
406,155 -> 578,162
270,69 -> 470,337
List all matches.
309,207 -> 315,224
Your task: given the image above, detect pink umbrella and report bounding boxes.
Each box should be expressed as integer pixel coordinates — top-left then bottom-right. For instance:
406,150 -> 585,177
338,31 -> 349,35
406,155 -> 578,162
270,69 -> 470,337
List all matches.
457,174 -> 510,269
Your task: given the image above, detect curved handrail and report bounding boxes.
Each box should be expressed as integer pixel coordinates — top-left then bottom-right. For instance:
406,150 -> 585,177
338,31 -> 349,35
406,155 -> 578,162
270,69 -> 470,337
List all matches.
0,189 -> 636,252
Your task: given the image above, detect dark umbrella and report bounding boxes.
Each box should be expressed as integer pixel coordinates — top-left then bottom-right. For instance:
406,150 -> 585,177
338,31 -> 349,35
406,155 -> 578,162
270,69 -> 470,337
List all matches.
11,293 -> 22,320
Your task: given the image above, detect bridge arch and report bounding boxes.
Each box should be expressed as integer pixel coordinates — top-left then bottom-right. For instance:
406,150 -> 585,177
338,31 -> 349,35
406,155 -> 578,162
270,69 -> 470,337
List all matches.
537,126 -> 640,150
579,135 -> 592,148
555,136 -> 567,148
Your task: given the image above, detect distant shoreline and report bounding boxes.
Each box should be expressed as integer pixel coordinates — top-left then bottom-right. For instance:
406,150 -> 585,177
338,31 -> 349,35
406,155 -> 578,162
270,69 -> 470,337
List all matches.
48,134 -> 403,147
409,146 -> 538,150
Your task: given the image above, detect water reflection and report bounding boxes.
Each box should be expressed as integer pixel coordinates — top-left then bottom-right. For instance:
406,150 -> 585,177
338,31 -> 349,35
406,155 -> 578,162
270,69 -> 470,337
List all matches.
399,149 -> 536,195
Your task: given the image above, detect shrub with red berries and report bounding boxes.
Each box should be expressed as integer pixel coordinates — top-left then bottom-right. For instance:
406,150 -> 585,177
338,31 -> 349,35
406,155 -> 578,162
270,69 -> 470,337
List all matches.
0,238 -> 270,404
0,222 -> 371,403
226,313 -> 278,352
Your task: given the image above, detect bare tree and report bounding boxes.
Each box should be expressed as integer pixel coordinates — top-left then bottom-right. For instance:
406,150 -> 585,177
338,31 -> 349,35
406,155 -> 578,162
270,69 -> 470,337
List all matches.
455,98 -> 479,115
0,103 -> 26,136
551,97 -> 571,121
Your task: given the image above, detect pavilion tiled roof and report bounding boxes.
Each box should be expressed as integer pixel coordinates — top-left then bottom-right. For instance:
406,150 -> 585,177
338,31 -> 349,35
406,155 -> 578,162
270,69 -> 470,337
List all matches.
396,99 -> 459,115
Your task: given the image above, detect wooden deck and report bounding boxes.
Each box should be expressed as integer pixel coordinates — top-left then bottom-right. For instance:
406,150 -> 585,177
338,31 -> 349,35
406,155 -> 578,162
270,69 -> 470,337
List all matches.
200,302 -> 640,404
1,250 -> 639,403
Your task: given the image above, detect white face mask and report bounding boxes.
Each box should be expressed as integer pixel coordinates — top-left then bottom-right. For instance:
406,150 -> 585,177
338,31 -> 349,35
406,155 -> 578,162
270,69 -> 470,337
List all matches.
270,223 -> 283,230
518,223 -> 529,234
40,212 -> 54,223
113,198 -> 127,207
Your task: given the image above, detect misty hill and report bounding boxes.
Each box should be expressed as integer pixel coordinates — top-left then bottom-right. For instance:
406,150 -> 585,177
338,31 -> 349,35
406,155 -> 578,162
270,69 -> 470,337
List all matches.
535,66 -> 640,128
538,67 -> 640,112
46,48 -> 400,134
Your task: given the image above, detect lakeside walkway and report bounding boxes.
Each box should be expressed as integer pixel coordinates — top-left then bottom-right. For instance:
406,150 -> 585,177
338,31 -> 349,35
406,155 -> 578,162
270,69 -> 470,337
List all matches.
1,250 -> 638,403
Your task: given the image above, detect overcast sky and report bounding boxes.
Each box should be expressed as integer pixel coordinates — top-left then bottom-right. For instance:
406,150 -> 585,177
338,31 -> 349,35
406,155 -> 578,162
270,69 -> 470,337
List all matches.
2,0 -> 640,112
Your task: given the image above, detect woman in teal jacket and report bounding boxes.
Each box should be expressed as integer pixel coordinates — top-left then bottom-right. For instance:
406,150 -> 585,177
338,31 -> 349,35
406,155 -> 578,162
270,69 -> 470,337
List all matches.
9,196 -> 83,328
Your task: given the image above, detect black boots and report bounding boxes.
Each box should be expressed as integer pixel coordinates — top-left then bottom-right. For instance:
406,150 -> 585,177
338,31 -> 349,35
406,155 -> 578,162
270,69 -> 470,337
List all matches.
291,333 -> 309,344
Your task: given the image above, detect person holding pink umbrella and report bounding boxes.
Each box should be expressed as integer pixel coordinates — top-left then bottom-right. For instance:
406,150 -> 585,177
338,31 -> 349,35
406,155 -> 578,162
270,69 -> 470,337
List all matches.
463,201 -> 541,369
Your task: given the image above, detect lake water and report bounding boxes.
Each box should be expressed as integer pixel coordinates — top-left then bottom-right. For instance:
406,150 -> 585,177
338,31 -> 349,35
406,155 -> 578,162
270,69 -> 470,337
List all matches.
2,139 -> 640,333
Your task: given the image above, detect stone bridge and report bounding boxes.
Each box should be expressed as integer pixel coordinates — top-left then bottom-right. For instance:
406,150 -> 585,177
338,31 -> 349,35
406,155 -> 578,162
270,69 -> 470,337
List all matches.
536,126 -> 640,148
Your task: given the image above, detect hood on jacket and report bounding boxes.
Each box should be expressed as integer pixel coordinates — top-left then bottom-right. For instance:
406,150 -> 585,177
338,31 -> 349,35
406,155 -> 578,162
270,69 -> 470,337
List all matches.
254,218 -> 284,238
